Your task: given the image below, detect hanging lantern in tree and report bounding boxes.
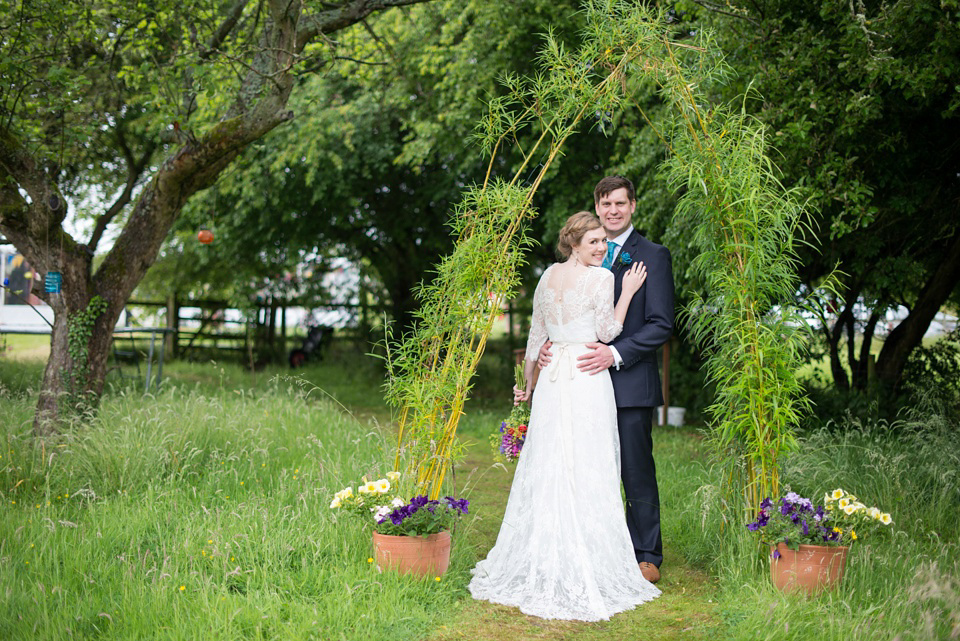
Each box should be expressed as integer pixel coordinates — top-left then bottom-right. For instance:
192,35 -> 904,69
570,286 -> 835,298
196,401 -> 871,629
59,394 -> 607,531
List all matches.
44,271 -> 62,294
197,229 -> 214,244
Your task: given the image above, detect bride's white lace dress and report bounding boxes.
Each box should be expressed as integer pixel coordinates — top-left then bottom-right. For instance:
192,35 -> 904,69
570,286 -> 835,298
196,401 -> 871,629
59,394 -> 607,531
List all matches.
468,264 -> 660,621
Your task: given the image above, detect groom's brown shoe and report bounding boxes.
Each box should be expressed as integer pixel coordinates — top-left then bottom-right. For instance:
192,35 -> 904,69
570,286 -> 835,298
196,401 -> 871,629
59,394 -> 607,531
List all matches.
639,562 -> 661,584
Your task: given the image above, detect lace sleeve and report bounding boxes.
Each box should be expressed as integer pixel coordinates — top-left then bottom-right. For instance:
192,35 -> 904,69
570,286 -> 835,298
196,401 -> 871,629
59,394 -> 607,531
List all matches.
593,269 -> 623,343
524,273 -> 550,361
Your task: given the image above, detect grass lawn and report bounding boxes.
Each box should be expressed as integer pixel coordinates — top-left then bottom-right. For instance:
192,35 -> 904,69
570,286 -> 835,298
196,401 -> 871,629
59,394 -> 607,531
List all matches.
2,349 -> 957,640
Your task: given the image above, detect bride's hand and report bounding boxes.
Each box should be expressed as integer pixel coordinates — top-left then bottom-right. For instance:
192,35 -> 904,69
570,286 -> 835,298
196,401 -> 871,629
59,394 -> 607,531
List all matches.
620,261 -> 647,296
513,385 -> 530,405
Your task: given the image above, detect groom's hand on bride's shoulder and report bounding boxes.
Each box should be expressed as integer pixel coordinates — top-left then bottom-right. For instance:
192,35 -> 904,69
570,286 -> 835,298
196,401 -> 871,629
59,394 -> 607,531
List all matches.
537,340 -> 553,369
577,343 -> 614,375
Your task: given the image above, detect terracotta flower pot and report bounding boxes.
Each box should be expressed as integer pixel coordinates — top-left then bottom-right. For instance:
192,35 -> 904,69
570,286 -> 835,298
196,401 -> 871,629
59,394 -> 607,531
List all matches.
372,530 -> 451,577
770,543 -> 849,595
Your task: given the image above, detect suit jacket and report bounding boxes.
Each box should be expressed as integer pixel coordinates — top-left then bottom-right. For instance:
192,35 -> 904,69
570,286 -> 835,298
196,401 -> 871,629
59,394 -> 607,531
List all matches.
608,229 -> 675,408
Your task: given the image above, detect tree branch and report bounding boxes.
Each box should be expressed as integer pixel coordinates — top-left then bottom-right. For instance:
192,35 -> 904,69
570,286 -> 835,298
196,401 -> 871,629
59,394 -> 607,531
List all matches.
690,1 -> 760,26
88,125 -> 157,252
296,0 -> 431,50
201,0 -> 252,60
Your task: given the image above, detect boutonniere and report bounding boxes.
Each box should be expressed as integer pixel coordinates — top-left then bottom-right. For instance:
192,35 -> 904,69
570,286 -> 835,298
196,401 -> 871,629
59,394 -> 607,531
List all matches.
616,251 -> 632,267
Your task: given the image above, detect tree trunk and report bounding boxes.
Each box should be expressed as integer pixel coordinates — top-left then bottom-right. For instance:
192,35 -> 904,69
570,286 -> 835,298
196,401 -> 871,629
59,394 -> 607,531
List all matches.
825,295 -> 855,392
33,245 -> 126,434
876,230 -> 960,390
851,311 -> 878,390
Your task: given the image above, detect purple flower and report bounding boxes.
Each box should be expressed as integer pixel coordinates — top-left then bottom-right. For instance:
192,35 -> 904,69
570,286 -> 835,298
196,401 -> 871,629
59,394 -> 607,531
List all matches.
772,548 -> 781,560
747,522 -> 761,531
759,498 -> 773,510
801,519 -> 809,536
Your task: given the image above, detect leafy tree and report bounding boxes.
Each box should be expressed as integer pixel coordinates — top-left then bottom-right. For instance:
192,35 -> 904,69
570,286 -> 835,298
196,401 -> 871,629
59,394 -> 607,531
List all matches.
0,0 -> 431,433
686,0 -> 960,393
169,0 -> 595,330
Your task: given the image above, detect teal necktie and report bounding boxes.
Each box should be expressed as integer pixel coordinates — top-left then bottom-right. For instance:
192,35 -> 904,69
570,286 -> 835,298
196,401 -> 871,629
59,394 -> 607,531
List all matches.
602,241 -> 618,270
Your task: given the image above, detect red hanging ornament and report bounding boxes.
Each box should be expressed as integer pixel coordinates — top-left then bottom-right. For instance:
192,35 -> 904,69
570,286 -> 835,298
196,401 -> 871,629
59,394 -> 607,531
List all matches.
197,229 -> 214,244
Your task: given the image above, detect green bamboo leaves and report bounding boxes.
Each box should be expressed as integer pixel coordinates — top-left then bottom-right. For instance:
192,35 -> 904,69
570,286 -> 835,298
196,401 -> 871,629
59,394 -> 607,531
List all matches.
655,54 -> 820,514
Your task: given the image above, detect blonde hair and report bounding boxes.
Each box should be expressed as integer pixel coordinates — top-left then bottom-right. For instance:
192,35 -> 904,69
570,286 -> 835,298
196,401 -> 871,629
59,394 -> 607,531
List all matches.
557,211 -> 602,259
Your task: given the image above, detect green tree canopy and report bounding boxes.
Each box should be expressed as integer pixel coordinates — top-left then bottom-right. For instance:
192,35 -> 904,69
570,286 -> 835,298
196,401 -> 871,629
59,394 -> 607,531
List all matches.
687,0 -> 960,393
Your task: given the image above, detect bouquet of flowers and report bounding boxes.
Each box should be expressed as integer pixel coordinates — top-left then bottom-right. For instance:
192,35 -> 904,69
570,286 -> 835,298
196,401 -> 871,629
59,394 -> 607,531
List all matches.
491,364 -> 530,463
746,489 -> 893,557
330,471 -> 469,536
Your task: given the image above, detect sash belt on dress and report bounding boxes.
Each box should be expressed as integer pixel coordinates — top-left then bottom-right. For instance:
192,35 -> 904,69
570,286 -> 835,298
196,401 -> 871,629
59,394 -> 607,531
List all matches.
549,341 -> 588,382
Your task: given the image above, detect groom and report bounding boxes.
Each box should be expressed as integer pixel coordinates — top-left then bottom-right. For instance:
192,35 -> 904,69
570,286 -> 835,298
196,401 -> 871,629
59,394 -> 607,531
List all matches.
540,175 -> 674,584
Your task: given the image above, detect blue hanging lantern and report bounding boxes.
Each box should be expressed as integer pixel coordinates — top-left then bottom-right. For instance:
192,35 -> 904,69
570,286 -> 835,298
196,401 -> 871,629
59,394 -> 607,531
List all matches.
45,271 -> 62,294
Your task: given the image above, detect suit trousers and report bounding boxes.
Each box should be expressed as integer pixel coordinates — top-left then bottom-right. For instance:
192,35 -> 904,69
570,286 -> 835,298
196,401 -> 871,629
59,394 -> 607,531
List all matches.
617,406 -> 662,567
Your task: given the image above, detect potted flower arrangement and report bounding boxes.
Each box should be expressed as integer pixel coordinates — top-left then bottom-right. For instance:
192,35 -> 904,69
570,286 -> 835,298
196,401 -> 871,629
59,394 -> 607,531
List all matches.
490,364 -> 529,463
746,489 -> 893,595
330,471 -> 469,576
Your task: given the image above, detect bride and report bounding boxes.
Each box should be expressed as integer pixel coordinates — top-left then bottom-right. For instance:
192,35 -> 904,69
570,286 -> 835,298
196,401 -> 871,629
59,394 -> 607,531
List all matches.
468,211 -> 661,621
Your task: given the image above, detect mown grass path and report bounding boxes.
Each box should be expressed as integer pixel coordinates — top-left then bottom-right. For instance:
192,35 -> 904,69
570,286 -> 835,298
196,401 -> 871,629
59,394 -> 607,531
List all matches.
425,421 -> 724,641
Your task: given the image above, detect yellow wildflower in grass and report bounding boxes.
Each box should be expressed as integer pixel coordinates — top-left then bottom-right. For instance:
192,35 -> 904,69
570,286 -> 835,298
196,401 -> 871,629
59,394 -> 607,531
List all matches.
435,576 -> 441,582
367,558 -> 374,564
838,497 -> 850,509
880,513 -> 893,525
851,531 -> 858,541
179,585 -> 185,591
362,481 -> 378,494
208,540 -> 213,544
330,496 -> 343,509
867,507 -> 881,519
375,479 -> 390,493
833,527 -> 842,535
830,488 -> 845,501
843,504 -> 857,516
387,471 -> 401,482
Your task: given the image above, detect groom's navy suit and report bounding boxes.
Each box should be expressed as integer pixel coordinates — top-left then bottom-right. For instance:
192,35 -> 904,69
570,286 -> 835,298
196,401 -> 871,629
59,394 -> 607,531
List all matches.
607,229 -> 674,568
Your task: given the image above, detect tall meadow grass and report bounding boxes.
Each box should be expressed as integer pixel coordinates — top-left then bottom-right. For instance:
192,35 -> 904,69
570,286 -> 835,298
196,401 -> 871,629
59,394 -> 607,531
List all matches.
669,411 -> 960,641
0,362 -> 473,641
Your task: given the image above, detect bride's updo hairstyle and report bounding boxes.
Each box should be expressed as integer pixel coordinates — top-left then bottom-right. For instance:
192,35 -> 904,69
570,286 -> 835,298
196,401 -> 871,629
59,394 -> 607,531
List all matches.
557,211 -> 602,259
